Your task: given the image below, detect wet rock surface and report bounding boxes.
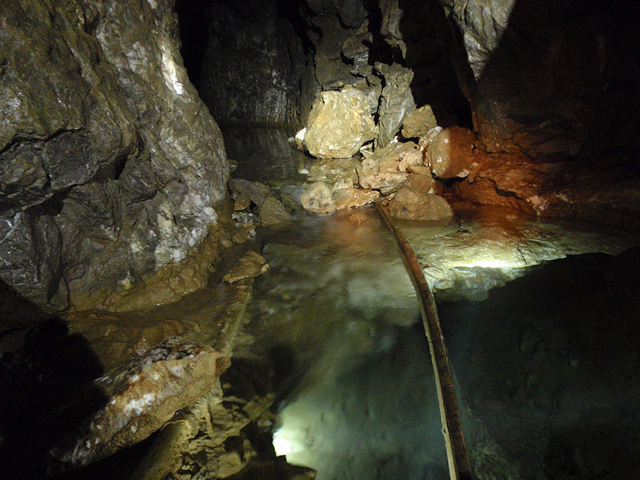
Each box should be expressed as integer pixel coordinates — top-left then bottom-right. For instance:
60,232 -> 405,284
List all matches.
199,0 -> 305,128
0,0 -> 231,312
49,337 -> 231,473
439,246 -> 640,479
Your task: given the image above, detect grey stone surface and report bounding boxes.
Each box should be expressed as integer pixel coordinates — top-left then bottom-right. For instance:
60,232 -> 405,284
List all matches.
375,63 -> 416,148
0,0 -> 231,311
199,0 -> 305,128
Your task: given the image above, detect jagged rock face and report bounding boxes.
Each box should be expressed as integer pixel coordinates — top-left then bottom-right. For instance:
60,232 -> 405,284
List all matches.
0,0 -> 231,312
440,0 -> 640,157
304,86 -> 377,158
199,0 -> 306,128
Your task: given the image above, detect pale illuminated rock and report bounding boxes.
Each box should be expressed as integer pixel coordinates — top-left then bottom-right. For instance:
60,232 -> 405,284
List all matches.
304,86 -> 377,159
49,338 -> 230,472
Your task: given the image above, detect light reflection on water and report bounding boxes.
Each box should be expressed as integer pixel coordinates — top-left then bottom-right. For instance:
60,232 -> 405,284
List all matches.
243,208 -> 449,480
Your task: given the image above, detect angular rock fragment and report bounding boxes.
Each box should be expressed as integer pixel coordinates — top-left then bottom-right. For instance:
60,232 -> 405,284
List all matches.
376,63 -> 416,148
49,337 -> 230,472
388,186 -> 455,222
405,173 -> 444,196
304,86 -> 377,159
223,251 -> 270,284
402,104 -> 438,138
259,197 -> 292,228
425,126 -> 476,179
229,178 -> 271,207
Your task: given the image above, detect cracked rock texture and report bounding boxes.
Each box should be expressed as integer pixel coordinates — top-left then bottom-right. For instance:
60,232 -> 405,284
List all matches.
0,0 -> 231,312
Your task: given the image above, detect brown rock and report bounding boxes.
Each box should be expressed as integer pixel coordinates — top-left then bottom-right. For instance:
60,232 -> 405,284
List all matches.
406,173 -> 444,196
259,197 -> 291,228
389,186 -> 455,222
408,165 -> 433,176
401,104 -> 438,138
234,193 -> 251,211
425,126 -> 476,179
223,251 -> 270,284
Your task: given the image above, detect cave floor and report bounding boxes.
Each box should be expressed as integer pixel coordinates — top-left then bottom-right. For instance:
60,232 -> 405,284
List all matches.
57,197 -> 640,480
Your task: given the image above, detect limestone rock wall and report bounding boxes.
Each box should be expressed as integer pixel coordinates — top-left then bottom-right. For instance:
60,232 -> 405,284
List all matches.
198,0 -> 306,128
0,0 -> 231,312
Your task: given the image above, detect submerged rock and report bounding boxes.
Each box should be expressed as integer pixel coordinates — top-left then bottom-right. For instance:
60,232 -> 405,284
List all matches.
260,196 -> 292,228
49,337 -> 230,473
304,86 -> 377,159
301,182 -> 337,215
223,251 -> 270,284
388,187 -> 455,222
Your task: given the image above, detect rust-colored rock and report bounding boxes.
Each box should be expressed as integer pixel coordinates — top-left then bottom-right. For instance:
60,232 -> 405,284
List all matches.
425,126 -> 476,179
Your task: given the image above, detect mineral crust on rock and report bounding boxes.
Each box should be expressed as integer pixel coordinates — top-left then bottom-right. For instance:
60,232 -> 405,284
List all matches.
0,0 -> 231,312
49,337 -> 231,472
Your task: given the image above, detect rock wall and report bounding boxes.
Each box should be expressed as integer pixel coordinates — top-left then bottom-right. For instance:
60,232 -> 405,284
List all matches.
0,0 -> 231,312
439,0 -> 640,157
198,0 -> 306,128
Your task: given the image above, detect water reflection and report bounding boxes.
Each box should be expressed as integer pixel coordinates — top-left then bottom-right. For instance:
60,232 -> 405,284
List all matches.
222,126 -> 309,187
242,208 -> 448,479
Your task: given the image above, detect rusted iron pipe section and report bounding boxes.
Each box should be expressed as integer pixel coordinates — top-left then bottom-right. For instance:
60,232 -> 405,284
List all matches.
375,202 -> 474,480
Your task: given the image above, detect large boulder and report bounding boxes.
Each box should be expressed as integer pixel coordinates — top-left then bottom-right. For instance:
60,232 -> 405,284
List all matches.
425,126 -> 476,179
304,86 -> 377,159
0,0 -> 231,312
376,63 -> 416,148
402,105 -> 439,138
49,337 -> 230,473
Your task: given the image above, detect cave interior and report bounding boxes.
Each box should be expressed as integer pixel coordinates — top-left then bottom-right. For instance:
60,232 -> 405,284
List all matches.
1,0 -> 640,479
